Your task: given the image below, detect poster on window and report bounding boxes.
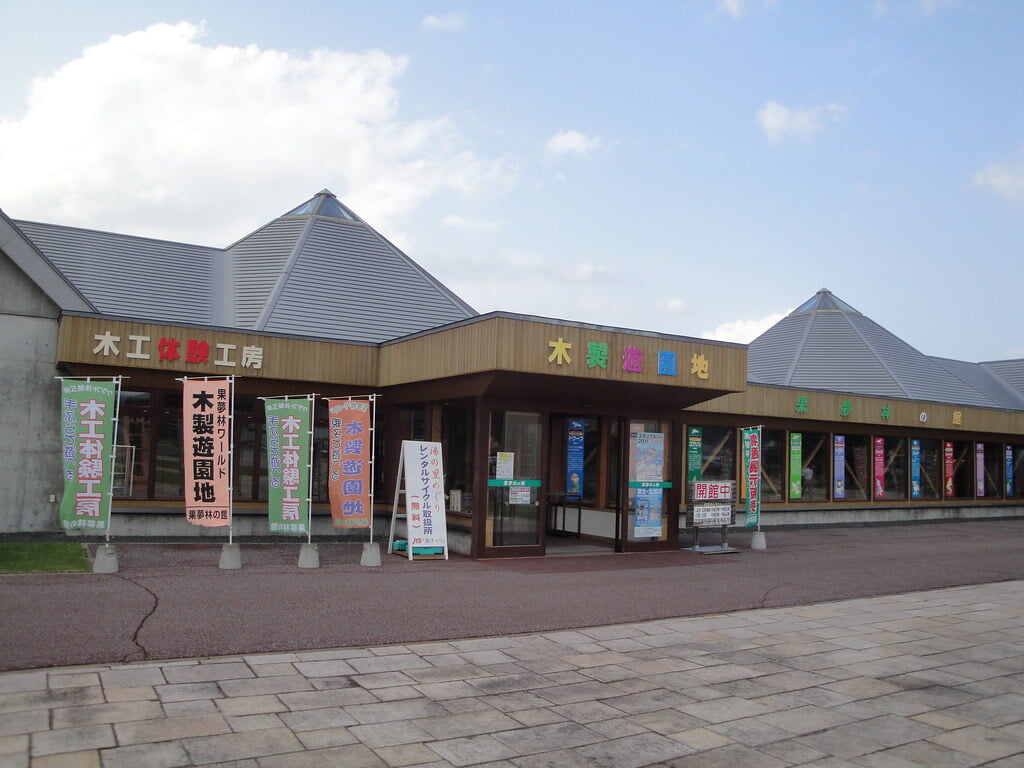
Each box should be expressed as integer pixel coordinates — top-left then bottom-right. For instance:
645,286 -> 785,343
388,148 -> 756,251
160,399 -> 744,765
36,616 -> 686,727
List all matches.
265,397 -> 312,535
833,435 -> 846,499
59,379 -> 118,532
687,427 -> 703,482
183,378 -> 232,527
327,399 -> 372,528
1006,446 -> 1015,497
633,488 -> 663,537
402,441 -> 448,548
566,419 -> 585,496
944,441 -> 955,497
976,443 -> 985,497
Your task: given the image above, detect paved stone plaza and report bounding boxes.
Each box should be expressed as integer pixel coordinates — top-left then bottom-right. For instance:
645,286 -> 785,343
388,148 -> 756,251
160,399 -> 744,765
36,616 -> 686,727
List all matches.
2,579 -> 1023,767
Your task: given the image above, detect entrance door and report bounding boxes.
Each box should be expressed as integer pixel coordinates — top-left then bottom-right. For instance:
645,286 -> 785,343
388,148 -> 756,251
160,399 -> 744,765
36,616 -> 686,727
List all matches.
622,418 -> 675,551
484,410 -> 544,555
546,416 -> 619,553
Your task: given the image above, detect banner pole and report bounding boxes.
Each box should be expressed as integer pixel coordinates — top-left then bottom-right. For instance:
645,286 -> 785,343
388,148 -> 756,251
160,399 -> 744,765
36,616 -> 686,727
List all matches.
105,376 -> 124,545
228,376 -> 235,547
307,394 -> 316,545
369,394 -> 378,544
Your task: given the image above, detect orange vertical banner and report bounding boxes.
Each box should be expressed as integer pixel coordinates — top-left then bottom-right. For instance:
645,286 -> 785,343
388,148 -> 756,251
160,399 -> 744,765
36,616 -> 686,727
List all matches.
327,399 -> 372,528
183,378 -> 232,527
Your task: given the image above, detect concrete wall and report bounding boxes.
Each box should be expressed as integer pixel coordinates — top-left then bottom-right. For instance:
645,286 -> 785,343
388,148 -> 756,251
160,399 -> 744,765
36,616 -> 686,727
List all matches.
0,251 -> 63,531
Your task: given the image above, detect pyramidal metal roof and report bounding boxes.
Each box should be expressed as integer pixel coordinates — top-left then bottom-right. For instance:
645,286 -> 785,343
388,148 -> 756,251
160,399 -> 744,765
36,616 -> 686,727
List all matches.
748,288 -> 1024,410
14,190 -> 478,344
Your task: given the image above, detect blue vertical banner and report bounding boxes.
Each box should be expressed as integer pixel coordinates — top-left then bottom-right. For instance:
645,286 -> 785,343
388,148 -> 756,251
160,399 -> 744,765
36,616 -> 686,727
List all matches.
833,435 -> 845,499
566,419 -> 585,496
910,439 -> 922,499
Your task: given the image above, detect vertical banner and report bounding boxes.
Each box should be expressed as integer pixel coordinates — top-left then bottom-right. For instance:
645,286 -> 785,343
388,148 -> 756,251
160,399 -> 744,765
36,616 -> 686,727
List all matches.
1006,446 -> 1015,497
976,443 -> 985,497
402,441 -> 448,548
873,437 -> 886,500
183,378 -> 232,527
789,433 -> 803,499
687,427 -> 703,482
944,441 -> 955,497
264,398 -> 312,534
910,439 -> 922,499
59,379 -> 117,532
833,435 -> 846,499
566,419 -> 585,496
741,427 -> 761,527
327,399 -> 372,528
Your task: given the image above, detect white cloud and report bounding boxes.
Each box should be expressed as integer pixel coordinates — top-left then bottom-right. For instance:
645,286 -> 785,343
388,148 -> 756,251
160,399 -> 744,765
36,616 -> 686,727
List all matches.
422,13 -> 467,31
441,214 -> 503,230
757,100 -> 847,143
719,0 -> 745,20
973,160 -> 1024,204
702,311 -> 789,344
545,129 -> 602,157
0,21 -> 509,244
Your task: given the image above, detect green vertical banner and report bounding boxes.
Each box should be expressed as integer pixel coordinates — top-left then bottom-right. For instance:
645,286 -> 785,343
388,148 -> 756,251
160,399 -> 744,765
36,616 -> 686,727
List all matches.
264,397 -> 312,535
741,427 -> 762,528
789,432 -> 803,499
687,427 -> 703,482
60,379 -> 118,532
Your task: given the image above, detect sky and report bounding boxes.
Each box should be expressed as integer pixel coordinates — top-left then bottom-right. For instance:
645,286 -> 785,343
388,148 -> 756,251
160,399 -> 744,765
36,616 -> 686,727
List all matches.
1,0 -> 1022,363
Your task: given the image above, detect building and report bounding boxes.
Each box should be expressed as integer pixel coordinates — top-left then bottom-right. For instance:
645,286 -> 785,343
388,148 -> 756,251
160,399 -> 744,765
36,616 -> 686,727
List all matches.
2,191 -> 1022,557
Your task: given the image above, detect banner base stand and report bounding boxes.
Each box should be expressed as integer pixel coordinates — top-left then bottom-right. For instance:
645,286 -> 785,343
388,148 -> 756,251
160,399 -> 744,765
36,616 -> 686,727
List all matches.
298,542 -> 320,568
92,544 -> 119,574
360,541 -> 382,567
219,543 -> 241,570
750,531 -> 767,550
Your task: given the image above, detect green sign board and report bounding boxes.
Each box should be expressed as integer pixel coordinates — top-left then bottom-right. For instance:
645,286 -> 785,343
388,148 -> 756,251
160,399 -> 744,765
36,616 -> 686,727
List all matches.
60,379 -> 117,532
687,427 -> 703,482
264,397 -> 312,535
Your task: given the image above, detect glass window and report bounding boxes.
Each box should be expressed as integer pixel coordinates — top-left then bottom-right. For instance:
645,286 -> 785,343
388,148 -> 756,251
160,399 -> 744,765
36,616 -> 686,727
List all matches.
686,425 -> 735,483
115,412 -> 151,498
487,410 -> 542,547
912,439 -> 943,501
944,441 -> 974,499
441,402 -> 474,518
789,431 -> 828,501
155,416 -> 184,498
605,418 -> 621,508
874,437 -> 907,500
758,429 -> 784,503
834,434 -> 870,502
1009,446 -> 1024,499
979,443 -> 1003,499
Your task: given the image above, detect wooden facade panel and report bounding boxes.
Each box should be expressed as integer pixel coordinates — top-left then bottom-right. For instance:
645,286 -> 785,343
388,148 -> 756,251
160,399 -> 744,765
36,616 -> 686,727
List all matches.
687,385 -> 1024,437
57,315 -> 378,387
381,316 -> 747,392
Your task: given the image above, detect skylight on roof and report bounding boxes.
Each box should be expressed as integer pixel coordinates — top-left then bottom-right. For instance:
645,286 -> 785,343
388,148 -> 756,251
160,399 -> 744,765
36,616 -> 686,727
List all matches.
792,289 -> 861,316
284,191 -> 356,221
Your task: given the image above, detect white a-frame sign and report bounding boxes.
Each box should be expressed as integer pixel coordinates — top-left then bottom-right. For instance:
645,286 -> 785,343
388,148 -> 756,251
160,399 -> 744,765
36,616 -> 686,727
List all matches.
388,440 -> 449,560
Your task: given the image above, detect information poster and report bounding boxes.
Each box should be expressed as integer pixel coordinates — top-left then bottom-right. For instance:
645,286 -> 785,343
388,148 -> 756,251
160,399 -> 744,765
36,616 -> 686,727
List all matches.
566,419 -> 584,496
833,435 -> 846,499
910,439 -> 922,499
632,432 -> 665,537
687,427 -> 703,482
402,440 -> 448,548
496,452 -> 514,479
59,379 -> 117,532
789,433 -> 803,499
944,441 -> 955,497
873,437 -> 886,500
264,397 -> 312,535
1006,446 -> 1015,497
183,378 -> 232,527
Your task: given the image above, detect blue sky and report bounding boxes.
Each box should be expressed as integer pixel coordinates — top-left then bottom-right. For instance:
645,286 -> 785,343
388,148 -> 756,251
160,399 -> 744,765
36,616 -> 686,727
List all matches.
1,0 -> 1021,362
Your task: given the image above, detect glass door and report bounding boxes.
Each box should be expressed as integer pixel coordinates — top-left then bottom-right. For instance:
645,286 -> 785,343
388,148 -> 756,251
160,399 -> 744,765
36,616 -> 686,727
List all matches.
486,410 -> 543,552
624,419 -> 673,549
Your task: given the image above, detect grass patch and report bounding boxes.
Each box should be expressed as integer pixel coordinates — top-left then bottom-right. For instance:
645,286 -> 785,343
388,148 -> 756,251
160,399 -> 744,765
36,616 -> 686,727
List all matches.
0,542 -> 91,573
